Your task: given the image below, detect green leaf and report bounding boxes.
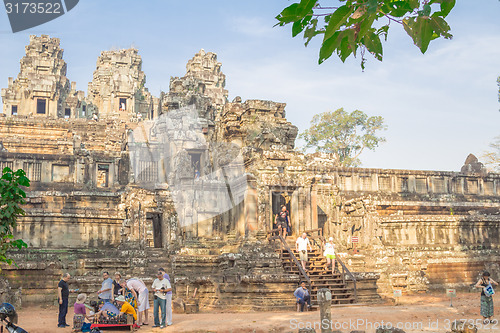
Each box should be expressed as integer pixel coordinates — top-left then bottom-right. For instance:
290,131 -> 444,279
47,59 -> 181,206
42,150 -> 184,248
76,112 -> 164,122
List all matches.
418,17 -> 434,53
430,16 -> 452,39
422,3 -> 432,16
388,1 -> 413,17
377,25 -> 389,42
276,3 -> 301,25
319,31 -> 341,64
324,5 -> 354,40
364,32 -> 383,61
297,0 -> 317,16
367,0 -> 378,14
338,32 -> 354,62
440,0 -> 456,17
358,14 -> 376,41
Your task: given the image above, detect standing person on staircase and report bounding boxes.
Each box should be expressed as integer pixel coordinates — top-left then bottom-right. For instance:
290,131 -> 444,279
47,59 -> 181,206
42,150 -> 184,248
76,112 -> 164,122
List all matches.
296,233 -> 312,272
323,237 -> 336,272
276,205 -> 289,239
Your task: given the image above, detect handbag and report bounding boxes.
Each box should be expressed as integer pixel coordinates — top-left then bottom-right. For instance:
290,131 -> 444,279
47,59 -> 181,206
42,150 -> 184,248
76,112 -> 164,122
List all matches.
485,283 -> 495,297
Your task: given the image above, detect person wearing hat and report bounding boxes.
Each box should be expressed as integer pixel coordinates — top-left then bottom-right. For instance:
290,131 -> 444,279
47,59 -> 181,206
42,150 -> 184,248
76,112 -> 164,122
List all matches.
73,293 -> 89,331
95,300 -> 120,322
323,237 -> 336,272
115,295 -> 137,322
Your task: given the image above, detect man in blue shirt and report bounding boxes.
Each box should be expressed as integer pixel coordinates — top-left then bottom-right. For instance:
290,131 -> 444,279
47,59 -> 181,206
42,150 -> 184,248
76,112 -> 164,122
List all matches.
293,281 -> 311,312
97,271 -> 113,303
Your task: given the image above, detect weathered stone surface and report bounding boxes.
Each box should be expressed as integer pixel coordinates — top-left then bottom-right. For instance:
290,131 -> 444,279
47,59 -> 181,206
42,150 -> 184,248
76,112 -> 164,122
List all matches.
0,35 -> 499,309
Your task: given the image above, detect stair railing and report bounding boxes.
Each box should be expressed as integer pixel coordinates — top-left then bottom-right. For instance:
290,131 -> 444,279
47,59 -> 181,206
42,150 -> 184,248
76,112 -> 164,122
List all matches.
269,229 -> 312,287
316,231 -> 358,303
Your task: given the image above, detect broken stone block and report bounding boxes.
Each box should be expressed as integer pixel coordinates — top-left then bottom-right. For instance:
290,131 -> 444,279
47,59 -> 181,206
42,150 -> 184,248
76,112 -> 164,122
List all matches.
172,297 -> 185,314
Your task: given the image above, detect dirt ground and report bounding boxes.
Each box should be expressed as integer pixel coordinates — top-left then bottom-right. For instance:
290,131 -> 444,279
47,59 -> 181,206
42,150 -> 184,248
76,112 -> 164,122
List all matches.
11,292 -> 500,333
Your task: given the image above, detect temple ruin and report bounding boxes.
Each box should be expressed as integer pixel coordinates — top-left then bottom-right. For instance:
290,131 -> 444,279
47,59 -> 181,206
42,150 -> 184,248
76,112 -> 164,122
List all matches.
0,35 -> 499,309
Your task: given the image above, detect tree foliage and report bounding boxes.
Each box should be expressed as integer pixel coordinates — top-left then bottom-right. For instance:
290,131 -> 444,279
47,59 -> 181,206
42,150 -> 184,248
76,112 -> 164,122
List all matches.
481,136 -> 500,173
0,167 -> 29,265
299,108 -> 387,167
275,0 -> 455,69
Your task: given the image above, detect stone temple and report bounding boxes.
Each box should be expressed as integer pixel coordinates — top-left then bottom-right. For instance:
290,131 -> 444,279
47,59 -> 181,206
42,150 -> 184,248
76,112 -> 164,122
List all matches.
0,35 -> 499,309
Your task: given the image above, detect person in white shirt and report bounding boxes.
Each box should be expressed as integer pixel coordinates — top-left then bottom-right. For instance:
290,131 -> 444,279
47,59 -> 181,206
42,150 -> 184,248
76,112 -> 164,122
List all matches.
323,237 -> 336,272
151,271 -> 172,328
296,233 -> 312,271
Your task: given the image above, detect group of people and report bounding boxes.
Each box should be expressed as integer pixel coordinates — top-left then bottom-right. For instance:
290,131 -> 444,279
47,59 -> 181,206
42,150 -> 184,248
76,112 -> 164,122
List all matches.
57,268 -> 174,330
295,233 -> 336,273
276,205 -> 337,273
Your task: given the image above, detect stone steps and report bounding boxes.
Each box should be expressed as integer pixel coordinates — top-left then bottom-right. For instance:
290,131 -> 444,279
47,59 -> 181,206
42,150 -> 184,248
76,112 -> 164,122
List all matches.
276,246 -> 356,306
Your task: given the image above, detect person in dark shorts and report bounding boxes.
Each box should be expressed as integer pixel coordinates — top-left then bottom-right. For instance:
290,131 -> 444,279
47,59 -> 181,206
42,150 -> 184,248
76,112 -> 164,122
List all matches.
275,205 -> 289,238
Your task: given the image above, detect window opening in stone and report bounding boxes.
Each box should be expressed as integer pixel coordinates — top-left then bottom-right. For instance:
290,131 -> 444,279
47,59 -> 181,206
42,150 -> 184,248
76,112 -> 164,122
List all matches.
119,98 -> 127,111
147,213 -> 163,248
189,152 -> 201,178
36,99 -> 46,114
11,105 -> 17,116
64,108 -> 71,119
97,164 -> 109,188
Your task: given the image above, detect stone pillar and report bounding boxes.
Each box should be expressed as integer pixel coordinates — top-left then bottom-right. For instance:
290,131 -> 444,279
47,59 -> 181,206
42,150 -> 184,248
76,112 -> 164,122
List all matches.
291,189 -> 299,236
317,288 -> 332,333
244,181 -> 258,237
311,188 -> 318,230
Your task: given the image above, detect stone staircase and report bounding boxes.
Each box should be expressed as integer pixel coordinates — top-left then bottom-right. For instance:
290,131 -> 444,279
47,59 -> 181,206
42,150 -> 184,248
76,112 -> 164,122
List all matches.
275,237 -> 356,307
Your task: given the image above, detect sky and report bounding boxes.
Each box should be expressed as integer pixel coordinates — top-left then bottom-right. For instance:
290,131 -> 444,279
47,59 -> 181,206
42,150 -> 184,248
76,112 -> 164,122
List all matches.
0,1 -> 499,172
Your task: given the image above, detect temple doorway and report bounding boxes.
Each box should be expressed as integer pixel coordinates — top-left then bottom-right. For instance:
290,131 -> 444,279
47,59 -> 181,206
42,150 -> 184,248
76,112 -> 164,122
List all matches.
271,191 -> 293,234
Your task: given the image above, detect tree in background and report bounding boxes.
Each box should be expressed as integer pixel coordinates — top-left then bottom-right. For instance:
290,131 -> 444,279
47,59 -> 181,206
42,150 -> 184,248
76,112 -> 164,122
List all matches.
299,108 -> 387,167
482,136 -> 500,173
0,168 -> 29,264
275,0 -> 455,69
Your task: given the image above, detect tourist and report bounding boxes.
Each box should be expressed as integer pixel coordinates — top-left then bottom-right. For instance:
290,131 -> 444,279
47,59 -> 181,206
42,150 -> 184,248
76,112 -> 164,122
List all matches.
296,233 -> 312,272
73,293 -> 89,331
126,278 -> 150,326
323,237 -> 336,272
119,280 -> 137,308
95,300 -> 120,321
275,205 -> 289,238
159,267 -> 173,326
152,270 -> 172,328
111,272 -> 123,301
475,271 -> 498,323
115,295 -> 138,325
293,281 -> 311,312
57,272 -> 76,328
97,271 -> 113,303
